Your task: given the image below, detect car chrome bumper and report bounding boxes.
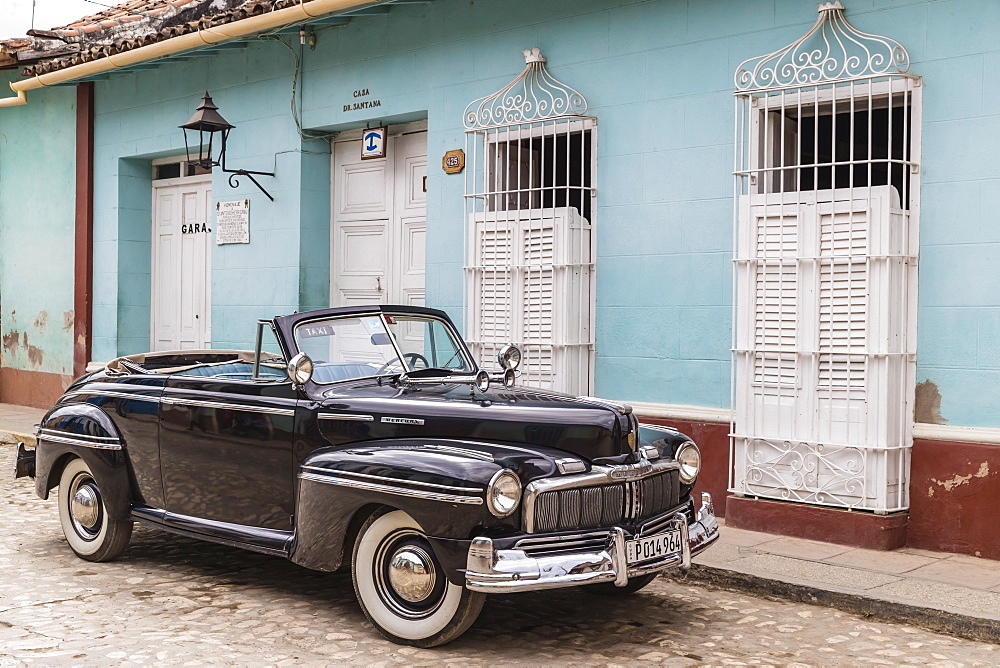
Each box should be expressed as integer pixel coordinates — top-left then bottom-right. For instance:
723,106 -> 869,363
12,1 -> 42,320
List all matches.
466,492 -> 719,593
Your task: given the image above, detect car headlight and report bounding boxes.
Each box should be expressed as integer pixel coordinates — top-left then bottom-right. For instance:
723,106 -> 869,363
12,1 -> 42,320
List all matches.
486,469 -> 521,517
287,352 -> 314,386
676,441 -> 701,484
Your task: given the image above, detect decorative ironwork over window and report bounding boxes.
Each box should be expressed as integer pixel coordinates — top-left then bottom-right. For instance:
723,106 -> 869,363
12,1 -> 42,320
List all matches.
464,48 -> 588,130
735,1 -> 909,92
464,49 -> 596,396
731,3 -> 920,514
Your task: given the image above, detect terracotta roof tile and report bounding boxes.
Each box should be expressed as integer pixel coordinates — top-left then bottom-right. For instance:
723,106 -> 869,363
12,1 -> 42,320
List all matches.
2,0 -> 322,73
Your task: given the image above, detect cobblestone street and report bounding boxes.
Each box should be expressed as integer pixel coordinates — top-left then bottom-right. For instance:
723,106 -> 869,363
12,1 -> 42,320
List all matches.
0,449 -> 996,666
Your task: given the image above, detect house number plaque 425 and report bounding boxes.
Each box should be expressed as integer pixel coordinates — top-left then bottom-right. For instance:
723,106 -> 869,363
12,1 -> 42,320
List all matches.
442,149 -> 465,174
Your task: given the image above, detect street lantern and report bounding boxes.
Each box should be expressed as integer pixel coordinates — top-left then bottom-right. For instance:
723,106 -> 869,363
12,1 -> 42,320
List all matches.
179,91 -> 234,171
179,91 -> 275,201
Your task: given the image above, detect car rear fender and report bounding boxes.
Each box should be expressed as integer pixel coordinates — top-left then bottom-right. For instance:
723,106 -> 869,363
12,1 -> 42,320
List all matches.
34,404 -> 132,521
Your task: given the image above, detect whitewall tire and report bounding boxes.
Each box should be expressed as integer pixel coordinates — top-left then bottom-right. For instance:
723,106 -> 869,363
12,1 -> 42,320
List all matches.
352,509 -> 485,647
57,458 -> 132,561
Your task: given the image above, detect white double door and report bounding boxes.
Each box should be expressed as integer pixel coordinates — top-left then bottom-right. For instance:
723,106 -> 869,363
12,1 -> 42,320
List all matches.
331,129 -> 427,310
151,175 -> 212,351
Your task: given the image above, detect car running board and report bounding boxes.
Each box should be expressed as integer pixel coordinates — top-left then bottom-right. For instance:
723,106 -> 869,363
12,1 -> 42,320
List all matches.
131,506 -> 293,557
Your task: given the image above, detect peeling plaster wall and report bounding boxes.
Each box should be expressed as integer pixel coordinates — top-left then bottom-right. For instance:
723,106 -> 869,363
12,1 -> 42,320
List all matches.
910,439 -> 1000,560
0,72 -> 76,380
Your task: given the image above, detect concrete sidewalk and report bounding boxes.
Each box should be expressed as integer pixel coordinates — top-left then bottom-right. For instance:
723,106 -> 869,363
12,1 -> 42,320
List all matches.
0,401 -> 996,643
683,519 -> 1000,644
0,403 -> 43,445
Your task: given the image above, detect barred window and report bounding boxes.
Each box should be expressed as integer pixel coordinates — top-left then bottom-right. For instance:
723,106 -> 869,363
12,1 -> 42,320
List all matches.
731,3 -> 919,513
464,49 -> 596,395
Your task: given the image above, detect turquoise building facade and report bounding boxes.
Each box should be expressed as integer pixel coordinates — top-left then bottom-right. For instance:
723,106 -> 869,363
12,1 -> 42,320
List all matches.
60,0 -> 999,426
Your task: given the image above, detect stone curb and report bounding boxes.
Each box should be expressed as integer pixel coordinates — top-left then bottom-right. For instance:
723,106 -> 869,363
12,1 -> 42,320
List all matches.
672,564 -> 1000,645
0,430 -> 36,447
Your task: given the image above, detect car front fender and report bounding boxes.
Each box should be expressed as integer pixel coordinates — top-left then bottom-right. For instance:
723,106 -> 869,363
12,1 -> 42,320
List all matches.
289,439 -> 529,579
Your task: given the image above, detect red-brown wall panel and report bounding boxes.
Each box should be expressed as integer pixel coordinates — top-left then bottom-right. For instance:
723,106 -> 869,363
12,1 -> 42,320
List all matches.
909,438 -> 1000,560
636,417 -> 730,517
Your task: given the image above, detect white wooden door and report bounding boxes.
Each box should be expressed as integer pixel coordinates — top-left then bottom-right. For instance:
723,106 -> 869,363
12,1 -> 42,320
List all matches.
332,129 -> 426,314
152,176 -> 212,351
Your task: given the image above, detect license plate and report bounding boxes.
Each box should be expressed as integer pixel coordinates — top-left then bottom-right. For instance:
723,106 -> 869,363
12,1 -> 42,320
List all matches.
626,529 -> 683,564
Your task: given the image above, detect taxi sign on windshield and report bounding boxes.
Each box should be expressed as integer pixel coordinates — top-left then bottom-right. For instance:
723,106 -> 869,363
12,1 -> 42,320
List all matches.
299,325 -> 335,338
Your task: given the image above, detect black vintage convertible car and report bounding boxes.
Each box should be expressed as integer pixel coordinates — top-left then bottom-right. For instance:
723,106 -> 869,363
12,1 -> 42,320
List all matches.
15,305 -> 718,646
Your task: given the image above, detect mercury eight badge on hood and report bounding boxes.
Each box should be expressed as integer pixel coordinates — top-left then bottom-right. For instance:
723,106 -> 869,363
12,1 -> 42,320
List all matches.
16,305 -> 718,647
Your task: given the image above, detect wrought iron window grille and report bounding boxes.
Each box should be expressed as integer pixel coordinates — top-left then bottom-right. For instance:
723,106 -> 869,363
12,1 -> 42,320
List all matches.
463,49 -> 597,396
730,3 -> 920,514
464,47 -> 588,130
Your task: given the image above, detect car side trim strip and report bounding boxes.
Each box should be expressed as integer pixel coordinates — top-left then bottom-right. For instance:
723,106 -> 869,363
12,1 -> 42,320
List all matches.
37,430 -> 122,450
38,428 -> 120,443
300,466 -> 482,494
317,413 -> 374,422
301,466 -> 483,493
298,471 -> 484,505
160,397 -> 296,416
418,444 -> 494,461
63,390 -> 161,403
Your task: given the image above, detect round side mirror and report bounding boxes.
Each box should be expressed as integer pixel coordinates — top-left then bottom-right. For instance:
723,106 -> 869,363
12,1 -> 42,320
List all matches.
287,352 -> 314,386
497,343 -> 522,371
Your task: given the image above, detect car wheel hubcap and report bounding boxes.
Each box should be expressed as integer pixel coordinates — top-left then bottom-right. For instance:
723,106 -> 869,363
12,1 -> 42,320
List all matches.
373,528 -> 447,620
388,546 -> 436,603
69,474 -> 102,538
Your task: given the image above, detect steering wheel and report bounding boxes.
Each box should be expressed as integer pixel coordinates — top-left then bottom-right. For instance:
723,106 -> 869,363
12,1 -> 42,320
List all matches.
375,352 -> 429,375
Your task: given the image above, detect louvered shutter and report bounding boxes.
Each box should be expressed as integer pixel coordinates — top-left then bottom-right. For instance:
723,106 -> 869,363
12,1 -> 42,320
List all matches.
817,215 -> 868,398
734,186 -> 914,511
520,223 -> 555,344
752,210 -> 798,389
468,207 -> 593,394
469,221 -> 514,367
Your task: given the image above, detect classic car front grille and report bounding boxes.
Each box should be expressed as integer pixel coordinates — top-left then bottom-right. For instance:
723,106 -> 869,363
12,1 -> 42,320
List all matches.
514,531 -> 609,557
515,500 -> 694,557
531,469 -> 681,533
639,501 -> 695,537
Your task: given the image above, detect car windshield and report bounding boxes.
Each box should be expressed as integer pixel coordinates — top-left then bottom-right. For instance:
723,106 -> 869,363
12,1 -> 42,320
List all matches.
293,313 -> 475,384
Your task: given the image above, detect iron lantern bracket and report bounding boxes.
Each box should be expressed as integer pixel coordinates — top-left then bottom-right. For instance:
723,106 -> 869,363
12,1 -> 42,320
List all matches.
219,144 -> 275,202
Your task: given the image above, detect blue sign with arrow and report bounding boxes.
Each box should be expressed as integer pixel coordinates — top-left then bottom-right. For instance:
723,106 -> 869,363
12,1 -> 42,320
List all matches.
361,126 -> 387,160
